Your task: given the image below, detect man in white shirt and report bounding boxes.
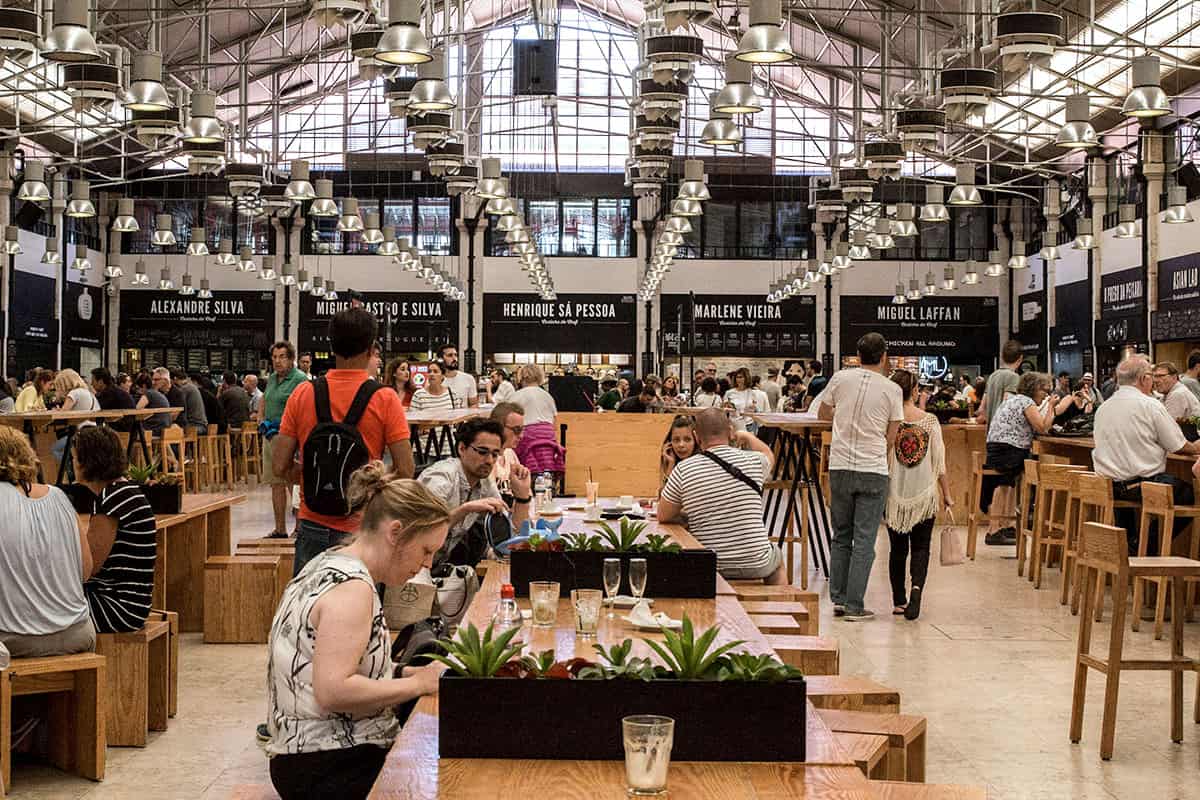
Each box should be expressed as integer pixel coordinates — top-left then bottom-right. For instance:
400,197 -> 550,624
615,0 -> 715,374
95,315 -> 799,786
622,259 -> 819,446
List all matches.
438,344 -> 479,407
763,367 -> 783,412
814,333 -> 904,621
1094,354 -> 1200,554
1181,350 -> 1200,403
1155,361 -> 1200,420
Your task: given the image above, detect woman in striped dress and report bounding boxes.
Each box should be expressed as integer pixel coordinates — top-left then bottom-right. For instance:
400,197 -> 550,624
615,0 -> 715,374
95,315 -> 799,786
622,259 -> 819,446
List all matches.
410,360 -> 462,458
72,427 -> 157,633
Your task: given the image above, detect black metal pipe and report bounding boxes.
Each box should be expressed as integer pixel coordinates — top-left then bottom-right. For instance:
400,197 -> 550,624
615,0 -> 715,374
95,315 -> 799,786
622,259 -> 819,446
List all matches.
463,208 -> 482,375
1138,129 -> 1151,358
281,215 -> 293,341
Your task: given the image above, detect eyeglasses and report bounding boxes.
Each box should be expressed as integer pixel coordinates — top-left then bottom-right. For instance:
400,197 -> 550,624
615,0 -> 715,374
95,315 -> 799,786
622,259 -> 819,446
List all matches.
1153,373 -> 1170,379
504,424 -> 524,435
468,444 -> 502,460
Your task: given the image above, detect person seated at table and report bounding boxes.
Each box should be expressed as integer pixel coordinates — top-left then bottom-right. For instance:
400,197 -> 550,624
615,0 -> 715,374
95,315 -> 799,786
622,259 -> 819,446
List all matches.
981,371 -> 1057,546
72,427 -> 156,634
489,401 -> 525,495
1093,354 -> 1200,555
218,371 -> 251,430
510,364 -> 564,477
171,369 -> 208,435
133,370 -> 172,435
486,368 -> 515,404
597,377 -> 621,410
410,360 -> 461,412
0,426 -> 95,657
692,377 -> 723,409
195,373 -> 227,435
14,368 -> 54,412
417,418 -> 531,566
781,374 -> 807,413
660,414 -> 698,486
1051,379 -> 1094,427
50,368 -> 99,466
265,463 -> 452,800
116,372 -> 133,395
0,377 -> 15,414
383,358 -> 417,407
1154,361 -> 1200,421
661,374 -> 682,405
91,367 -> 136,433
618,380 -> 659,413
658,407 -> 784,584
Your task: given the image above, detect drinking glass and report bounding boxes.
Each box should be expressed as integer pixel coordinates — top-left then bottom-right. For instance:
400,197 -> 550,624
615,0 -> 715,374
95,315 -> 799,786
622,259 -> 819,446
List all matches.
603,558 -> 622,617
571,589 -> 603,638
628,558 -> 648,602
586,480 -> 599,505
622,715 -> 675,797
529,581 -> 560,628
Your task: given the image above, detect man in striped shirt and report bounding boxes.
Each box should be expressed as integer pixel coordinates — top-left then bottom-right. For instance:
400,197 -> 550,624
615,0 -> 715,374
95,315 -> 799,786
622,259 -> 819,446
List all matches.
659,408 -> 784,584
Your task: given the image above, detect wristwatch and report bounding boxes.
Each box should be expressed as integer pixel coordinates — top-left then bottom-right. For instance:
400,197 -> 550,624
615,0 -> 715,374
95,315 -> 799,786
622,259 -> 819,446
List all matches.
513,495 -> 532,504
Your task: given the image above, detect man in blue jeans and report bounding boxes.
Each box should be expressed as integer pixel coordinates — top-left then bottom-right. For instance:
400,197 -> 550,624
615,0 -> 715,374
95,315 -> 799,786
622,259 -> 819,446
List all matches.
814,333 -> 903,621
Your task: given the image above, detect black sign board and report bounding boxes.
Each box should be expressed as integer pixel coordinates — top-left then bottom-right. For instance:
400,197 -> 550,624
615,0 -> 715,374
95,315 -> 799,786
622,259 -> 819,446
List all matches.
119,290 -> 276,350
64,281 -> 104,347
659,294 -> 816,358
1096,267 -> 1147,347
1017,290 -> 1046,359
1051,279 -> 1092,353
10,270 -> 57,343
1157,254 -> 1200,311
298,292 -> 459,354
839,295 -> 999,364
482,293 -> 637,354
1151,306 -> 1200,343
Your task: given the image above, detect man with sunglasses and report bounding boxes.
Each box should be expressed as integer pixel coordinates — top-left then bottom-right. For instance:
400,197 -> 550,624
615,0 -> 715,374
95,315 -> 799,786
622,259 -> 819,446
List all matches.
418,417 -> 531,565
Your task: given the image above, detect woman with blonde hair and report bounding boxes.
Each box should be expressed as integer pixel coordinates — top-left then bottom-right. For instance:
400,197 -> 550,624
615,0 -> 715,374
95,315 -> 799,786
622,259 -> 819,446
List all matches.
0,426 -> 95,657
51,368 -> 99,466
510,363 -> 564,477
266,462 -> 451,800
14,368 -> 54,412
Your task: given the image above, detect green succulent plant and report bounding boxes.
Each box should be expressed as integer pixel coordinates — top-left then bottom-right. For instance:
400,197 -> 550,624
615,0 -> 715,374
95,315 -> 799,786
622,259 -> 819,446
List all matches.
642,615 -> 745,681
427,622 -> 524,678
519,649 -> 558,677
715,652 -> 804,683
576,639 -> 657,681
632,533 -> 682,554
126,461 -> 159,483
596,517 -> 647,551
562,531 -> 604,551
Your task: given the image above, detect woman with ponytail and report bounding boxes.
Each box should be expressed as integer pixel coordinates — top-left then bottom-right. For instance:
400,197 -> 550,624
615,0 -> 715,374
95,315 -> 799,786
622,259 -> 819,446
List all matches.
265,462 -> 451,800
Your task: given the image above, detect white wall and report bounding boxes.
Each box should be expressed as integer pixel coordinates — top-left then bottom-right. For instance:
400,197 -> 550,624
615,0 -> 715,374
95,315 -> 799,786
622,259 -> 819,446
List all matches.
1158,198 -> 1200,262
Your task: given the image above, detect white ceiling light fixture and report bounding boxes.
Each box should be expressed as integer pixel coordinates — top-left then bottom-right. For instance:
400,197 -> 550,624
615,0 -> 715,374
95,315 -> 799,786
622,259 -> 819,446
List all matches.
214,239 -> 236,266
920,183 -> 949,222
72,244 -> 91,271
1073,217 -> 1096,250
284,159 -> 316,201
892,282 -> 907,305
311,274 -> 325,297
1040,220 -> 1061,260
995,10 -> 1064,70
486,182 -> 517,216
670,198 -> 703,217
1008,241 -> 1029,270
125,51 -> 173,111
942,265 -> 957,291
984,250 -> 1005,277
197,278 -> 213,299
309,179 -> 338,217
939,66 -> 997,122
17,161 -> 50,203
676,159 -> 710,202
151,214 -> 176,247
891,203 -> 918,237
43,0 -> 100,62
736,0 -> 794,63
111,197 -> 139,232
923,269 -> 937,296
131,259 -> 149,285
848,229 -> 872,260
1162,186 -> 1194,224
237,246 -> 257,272
259,256 -> 277,282
906,277 -> 922,301
700,92 -> 741,147
181,89 -> 224,144
375,0 -> 432,65
831,241 -> 852,270
361,211 -> 385,244
279,260 -> 296,287
158,267 -> 173,290
297,269 -> 311,292
3,226 -> 21,255
65,179 -> 95,217
104,254 -> 123,279
948,164 -> 982,205
1113,203 -> 1141,239
178,271 -> 195,296
494,214 -> 521,233
713,55 -> 763,115
409,49 -> 454,111
963,260 -> 980,285
1122,55 -> 1171,119
870,217 -> 894,250
378,226 -> 400,256
186,227 -> 208,256
476,158 -> 507,200
663,215 -> 692,234
1056,93 -> 1097,150
337,198 -> 364,232
0,5 -> 40,67
42,236 -> 61,265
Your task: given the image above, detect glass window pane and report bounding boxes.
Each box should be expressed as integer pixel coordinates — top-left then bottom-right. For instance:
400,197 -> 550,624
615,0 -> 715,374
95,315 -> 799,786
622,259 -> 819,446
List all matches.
775,201 -> 809,259
918,220 -> 949,261
702,202 -> 736,259
561,200 -> 595,255
384,200 -> 416,246
597,199 -> 631,257
740,201 -> 772,258
527,200 -> 559,255
417,198 -> 452,254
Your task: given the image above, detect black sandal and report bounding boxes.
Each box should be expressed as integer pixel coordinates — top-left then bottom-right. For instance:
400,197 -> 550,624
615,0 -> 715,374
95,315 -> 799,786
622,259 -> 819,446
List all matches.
904,587 -> 923,620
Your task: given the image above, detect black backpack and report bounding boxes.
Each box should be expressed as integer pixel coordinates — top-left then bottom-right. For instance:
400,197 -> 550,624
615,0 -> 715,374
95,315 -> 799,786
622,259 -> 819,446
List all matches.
302,377 -> 384,516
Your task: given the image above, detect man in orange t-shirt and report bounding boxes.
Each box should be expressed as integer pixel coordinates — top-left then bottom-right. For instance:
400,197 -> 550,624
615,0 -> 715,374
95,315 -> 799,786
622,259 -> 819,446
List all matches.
272,307 -> 415,575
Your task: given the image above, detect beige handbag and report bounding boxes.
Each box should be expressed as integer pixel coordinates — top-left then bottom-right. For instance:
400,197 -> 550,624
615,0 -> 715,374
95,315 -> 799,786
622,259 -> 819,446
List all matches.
939,510 -> 966,566
382,570 -> 437,630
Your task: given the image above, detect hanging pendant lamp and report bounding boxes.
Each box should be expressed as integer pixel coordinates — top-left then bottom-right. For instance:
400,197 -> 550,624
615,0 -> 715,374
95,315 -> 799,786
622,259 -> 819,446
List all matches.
309,179 -> 339,217
942,265 -> 957,290
237,246 -> 257,272
963,260 -> 980,285
1122,55 -> 1171,118
1056,93 -> 1097,149
178,271 -> 195,296
42,236 -> 61,265
186,227 -> 208,256
361,211 -> 385,244
151,214 -> 176,247
374,0 -> 432,65
1113,204 -> 1141,239
1162,186 -> 1194,224
65,179 -> 95,217
284,159 -> 316,201
43,0 -> 101,62
131,259 -> 149,285
948,164 -> 982,205
181,89 -> 224,144
214,239 -> 237,266
713,55 -> 763,115
111,197 -> 139,232
676,159 -> 710,201
700,92 -> 741,146
158,267 -> 173,289
104,254 -> 123,279
923,270 -> 937,295
735,0 -> 794,63
197,278 -> 213,298
1008,241 -> 1029,269
892,283 -> 907,305
125,52 -> 173,111
920,183 -> 949,222
338,198 -> 364,232
17,161 -> 50,202
408,49 -> 454,111
3,226 -> 21,255
1073,217 -> 1096,249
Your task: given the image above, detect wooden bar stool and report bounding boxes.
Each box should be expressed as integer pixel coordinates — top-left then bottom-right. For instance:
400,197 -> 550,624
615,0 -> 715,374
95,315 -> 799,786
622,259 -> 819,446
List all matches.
1065,474 -> 1140,618
1132,482 -> 1200,640
238,423 -> 262,484
180,428 -> 201,493
1069,521 -> 1200,760
1030,464 -> 1086,589
818,430 -> 832,504
966,450 -> 1002,560
158,426 -> 186,487
1016,460 -> 1040,577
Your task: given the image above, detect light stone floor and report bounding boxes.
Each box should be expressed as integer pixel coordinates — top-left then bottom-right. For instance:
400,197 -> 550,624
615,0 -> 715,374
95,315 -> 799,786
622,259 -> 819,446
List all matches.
9,485 -> 1200,799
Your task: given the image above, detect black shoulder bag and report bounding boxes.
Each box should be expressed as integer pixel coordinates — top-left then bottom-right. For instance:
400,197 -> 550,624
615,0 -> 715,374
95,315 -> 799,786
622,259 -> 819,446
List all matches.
699,450 -> 763,496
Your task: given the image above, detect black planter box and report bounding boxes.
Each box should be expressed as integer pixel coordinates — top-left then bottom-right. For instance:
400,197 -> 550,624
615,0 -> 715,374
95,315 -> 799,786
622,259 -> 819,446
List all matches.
139,482 -> 183,515
509,549 -> 717,598
437,673 -> 806,761
1181,421 -> 1199,443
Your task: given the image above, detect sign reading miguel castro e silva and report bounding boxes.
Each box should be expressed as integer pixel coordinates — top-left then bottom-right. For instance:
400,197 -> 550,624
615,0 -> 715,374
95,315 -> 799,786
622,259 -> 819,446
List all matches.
658,294 -> 816,357
839,295 -> 999,364
298,291 -> 459,354
482,293 -> 637,354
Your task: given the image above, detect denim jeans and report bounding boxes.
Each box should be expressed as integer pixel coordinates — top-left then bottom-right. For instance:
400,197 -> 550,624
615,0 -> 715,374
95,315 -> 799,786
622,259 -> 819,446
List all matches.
828,470 -> 890,614
293,519 -> 350,577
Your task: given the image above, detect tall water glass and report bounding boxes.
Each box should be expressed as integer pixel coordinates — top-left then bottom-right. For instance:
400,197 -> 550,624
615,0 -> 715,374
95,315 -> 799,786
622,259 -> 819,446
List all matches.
571,589 -> 603,638
529,581 -> 560,628
628,558 -> 648,602
622,715 -> 674,797
603,558 -> 622,617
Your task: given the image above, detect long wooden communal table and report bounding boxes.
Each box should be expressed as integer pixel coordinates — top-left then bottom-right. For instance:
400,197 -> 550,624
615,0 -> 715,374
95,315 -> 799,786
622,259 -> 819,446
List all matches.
406,407 -> 486,462
79,492 -> 245,632
370,517 -> 864,799
1035,435 -> 1199,486
0,407 -> 184,485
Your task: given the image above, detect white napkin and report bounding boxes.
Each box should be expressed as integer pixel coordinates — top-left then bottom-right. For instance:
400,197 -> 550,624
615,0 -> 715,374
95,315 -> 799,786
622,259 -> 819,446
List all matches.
624,599 -> 681,630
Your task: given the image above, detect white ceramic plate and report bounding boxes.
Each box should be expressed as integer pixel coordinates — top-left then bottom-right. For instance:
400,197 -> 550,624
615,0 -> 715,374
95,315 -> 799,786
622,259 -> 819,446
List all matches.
624,616 -> 683,631
611,596 -> 653,608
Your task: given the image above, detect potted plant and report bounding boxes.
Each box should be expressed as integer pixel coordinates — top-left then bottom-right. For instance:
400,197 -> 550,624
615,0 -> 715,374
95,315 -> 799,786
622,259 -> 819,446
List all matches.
127,461 -> 183,515
1179,415 -> 1200,442
434,617 -> 807,761
926,398 -> 970,424
509,517 -> 716,598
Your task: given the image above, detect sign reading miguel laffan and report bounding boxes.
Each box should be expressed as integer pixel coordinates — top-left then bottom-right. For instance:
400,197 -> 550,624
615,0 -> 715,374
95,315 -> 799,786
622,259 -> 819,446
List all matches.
482,293 -> 637,354
298,292 -> 459,354
120,290 -> 276,349
839,295 -> 999,364
1096,267 -> 1147,347
659,294 -> 816,357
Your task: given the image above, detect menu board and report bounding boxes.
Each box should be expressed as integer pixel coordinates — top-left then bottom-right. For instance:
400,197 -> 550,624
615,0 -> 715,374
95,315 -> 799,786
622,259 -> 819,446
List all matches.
482,293 -> 637,354
1096,267 -> 1147,347
64,281 -> 104,347
10,270 -> 57,343
659,294 -> 816,357
119,290 -> 276,350
1050,279 -> 1092,354
838,295 -> 999,365
298,291 -> 459,354
1017,290 -> 1046,362
1156,254 -> 1200,311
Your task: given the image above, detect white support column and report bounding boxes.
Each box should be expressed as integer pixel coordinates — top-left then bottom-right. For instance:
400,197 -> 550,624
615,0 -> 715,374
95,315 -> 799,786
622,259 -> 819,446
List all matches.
1142,131 -> 1166,359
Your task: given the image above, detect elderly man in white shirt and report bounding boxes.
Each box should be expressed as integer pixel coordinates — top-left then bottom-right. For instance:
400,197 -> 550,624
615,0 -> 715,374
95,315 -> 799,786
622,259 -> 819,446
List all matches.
1153,361 -> 1200,420
1094,354 -> 1200,554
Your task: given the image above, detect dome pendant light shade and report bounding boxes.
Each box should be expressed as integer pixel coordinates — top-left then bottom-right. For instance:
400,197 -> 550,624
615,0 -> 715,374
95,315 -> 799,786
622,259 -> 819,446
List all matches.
831,241 -> 852,270
1162,186 -> 1194,224
891,203 -> 918,237
1008,241 -> 1029,269
736,0 -> 794,63
676,159 -> 710,201
948,164 -> 982,205
324,279 -> 339,301
42,236 -> 61,264
337,198 -> 365,232
920,183 -> 949,222
284,159 -> 316,201
111,197 -> 139,232
182,89 -> 224,143
1122,55 -> 1171,118
17,161 -> 50,202
670,198 -> 703,217
3,226 -> 21,255
131,259 -> 150,285
871,217 -> 894,250
1073,217 -> 1096,249
375,0 -> 432,65
311,275 -> 325,297
278,261 -> 296,287
408,50 -> 454,110
713,55 -> 763,114
476,158 -> 508,200
104,255 -> 123,278
178,272 -> 195,296
158,267 -> 173,290
197,278 -> 213,298
309,179 -> 338,217
663,215 -> 692,234
984,250 -> 1005,277
1113,203 -> 1141,239
1040,243 -> 1061,261
125,52 -> 173,111
151,214 -> 177,247
72,244 -> 92,271
259,256 -> 276,281
237,246 -> 257,272
494,214 -> 521,233
848,229 -> 872,260
43,0 -> 101,62
906,278 -> 922,301
963,260 -> 980,285
65,179 -> 95,217
700,92 -> 742,146
893,283 -> 908,304
297,269 -> 311,292
1056,93 -> 1098,149
215,240 -> 237,266
361,211 -> 385,244
377,225 -> 400,256
942,265 -> 956,290
923,270 -> 937,296
186,227 -> 209,255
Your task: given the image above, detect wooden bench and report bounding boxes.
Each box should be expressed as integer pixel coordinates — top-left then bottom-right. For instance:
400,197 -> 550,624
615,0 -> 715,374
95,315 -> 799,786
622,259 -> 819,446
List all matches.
869,780 -> 986,799
748,613 -> 802,635
833,731 -> 888,779
805,675 -> 900,713
204,555 -> 289,643
230,784 -> 281,799
149,610 -> 180,718
94,619 -> 171,746
739,600 -> 815,635
765,634 -> 840,675
818,708 -> 927,782
730,584 -> 820,630
235,537 -> 296,551
1,653 -> 106,793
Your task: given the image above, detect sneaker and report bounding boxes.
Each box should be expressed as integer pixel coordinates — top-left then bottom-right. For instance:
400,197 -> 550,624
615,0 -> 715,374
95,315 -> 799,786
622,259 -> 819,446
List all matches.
266,530 -> 289,539
833,604 -> 846,617
985,527 -> 1016,546
256,723 -> 271,744
843,609 -> 875,621
904,587 -> 922,621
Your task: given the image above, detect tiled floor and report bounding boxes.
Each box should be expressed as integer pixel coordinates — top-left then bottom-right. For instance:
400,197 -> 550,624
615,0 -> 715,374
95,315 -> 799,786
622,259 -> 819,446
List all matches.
8,485 -> 1200,799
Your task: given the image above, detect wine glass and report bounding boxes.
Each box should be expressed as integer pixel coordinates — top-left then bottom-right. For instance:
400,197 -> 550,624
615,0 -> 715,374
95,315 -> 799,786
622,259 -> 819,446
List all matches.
603,558 -> 621,618
629,558 -> 647,603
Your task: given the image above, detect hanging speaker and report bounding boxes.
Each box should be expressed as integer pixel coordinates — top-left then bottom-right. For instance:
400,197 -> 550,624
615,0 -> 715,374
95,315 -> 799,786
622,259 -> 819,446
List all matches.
14,200 -> 44,229
513,39 -> 557,96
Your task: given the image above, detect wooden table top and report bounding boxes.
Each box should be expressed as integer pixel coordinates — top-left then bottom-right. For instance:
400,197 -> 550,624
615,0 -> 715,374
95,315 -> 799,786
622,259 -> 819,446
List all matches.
750,412 -> 831,430
405,407 -> 485,425
1037,435 -> 1199,464
0,407 -> 184,423
78,491 -> 245,532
